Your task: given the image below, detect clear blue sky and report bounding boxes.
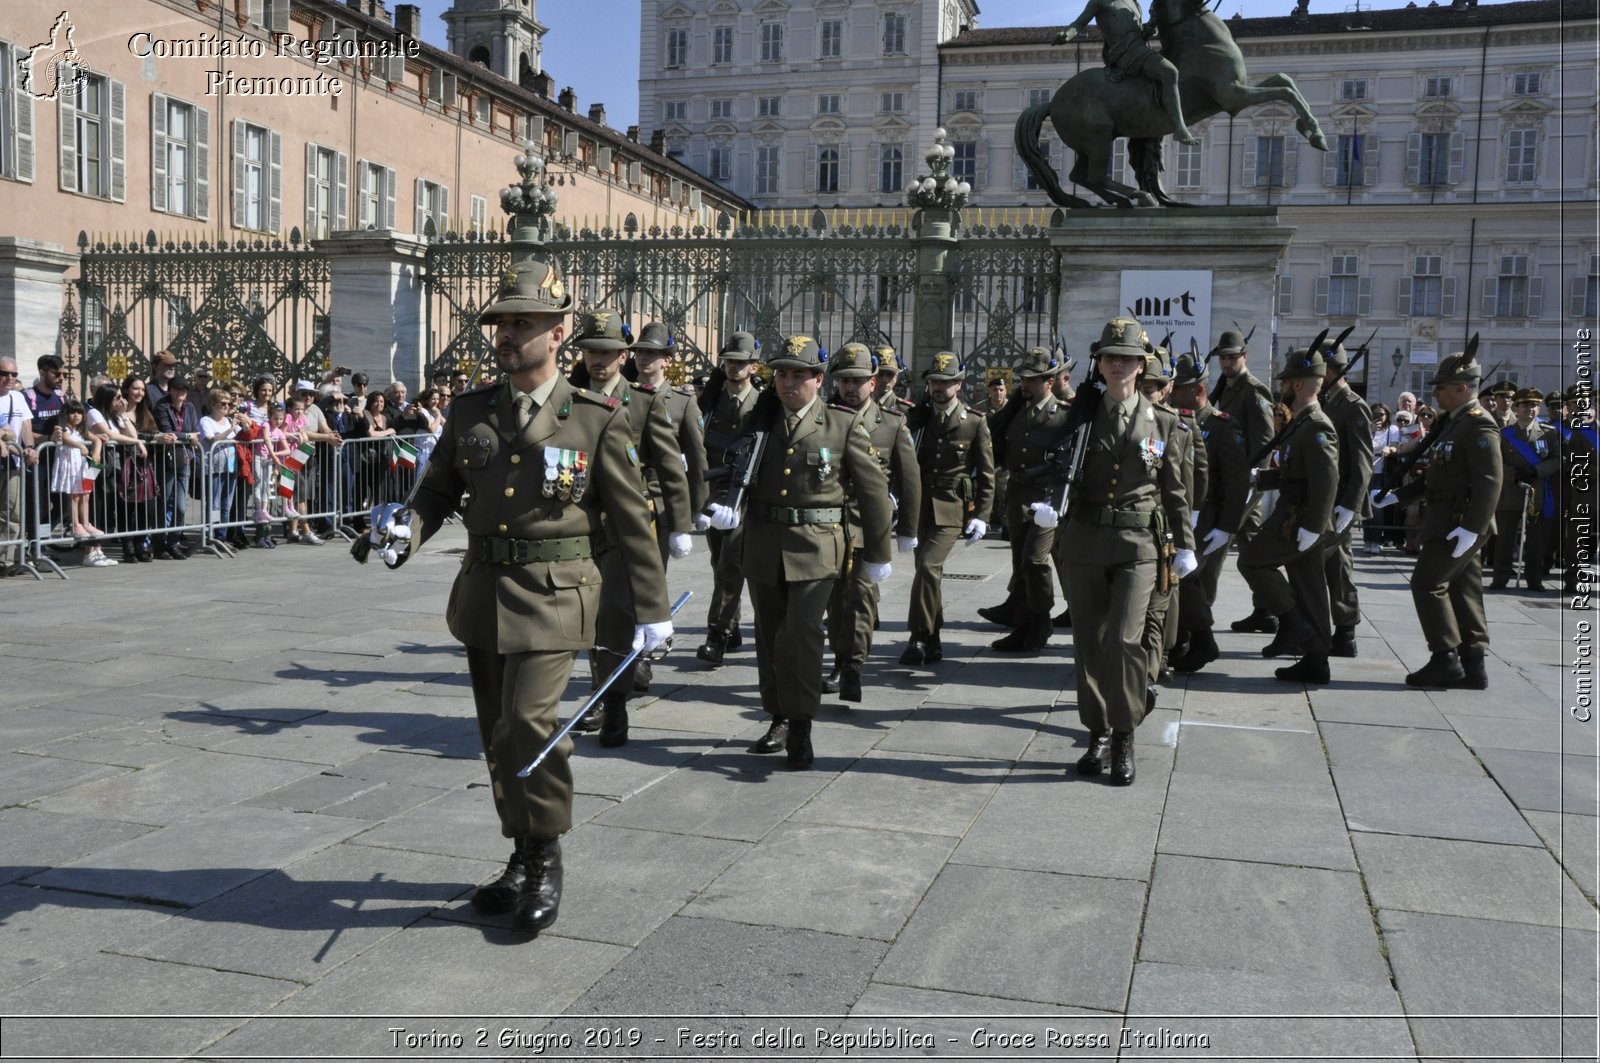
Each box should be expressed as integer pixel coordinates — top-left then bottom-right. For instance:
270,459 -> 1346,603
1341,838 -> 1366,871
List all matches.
411,0 -> 1386,131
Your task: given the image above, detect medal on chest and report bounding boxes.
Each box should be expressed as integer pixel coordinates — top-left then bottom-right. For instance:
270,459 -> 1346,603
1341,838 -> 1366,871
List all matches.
1139,436 -> 1166,469
818,446 -> 833,479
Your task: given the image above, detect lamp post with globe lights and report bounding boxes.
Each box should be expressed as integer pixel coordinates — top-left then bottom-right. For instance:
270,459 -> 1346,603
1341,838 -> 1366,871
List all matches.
499,141 -> 560,261
906,129 -> 973,391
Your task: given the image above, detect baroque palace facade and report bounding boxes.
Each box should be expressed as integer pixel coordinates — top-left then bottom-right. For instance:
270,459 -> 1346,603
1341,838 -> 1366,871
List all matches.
0,0 -> 748,378
638,0 -> 1594,397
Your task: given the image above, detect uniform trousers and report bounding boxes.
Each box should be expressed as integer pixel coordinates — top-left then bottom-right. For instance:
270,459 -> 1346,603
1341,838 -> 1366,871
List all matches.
907,523 -> 962,638
592,546 -> 641,696
1323,526 -> 1360,628
1142,578 -> 1178,684
1067,553 -> 1157,733
1178,536 -> 1227,633
464,646 -> 575,841
749,563 -> 833,721
1412,536 -> 1489,654
1006,494 -> 1056,612
826,545 -> 878,670
1232,497 -> 1267,609
1238,522 -> 1334,653
1492,499 -> 1545,581
703,524 -> 746,637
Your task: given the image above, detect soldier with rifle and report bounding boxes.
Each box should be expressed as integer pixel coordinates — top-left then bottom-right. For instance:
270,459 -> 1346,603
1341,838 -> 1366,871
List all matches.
1029,318 -> 1195,787
1317,333 -> 1375,657
693,333 -> 762,666
1372,340 -> 1503,689
1209,328 -> 1280,635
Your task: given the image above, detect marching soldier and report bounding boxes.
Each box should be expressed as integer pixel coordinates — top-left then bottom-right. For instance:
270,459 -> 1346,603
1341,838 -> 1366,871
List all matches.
1318,343 -> 1374,657
694,333 -> 762,665
823,343 -> 922,701
402,258 -> 671,936
1210,329 -> 1279,635
1495,386 -> 1562,591
571,310 -> 691,738
705,336 -> 894,769
1375,346 -> 1503,689
986,347 -> 1073,655
980,370 -> 1012,540
874,346 -> 916,414
900,352 -> 995,667
1237,346 -> 1340,685
1169,353 -> 1249,673
630,322 -> 709,566
1139,348 -> 1206,695
1031,318 -> 1194,787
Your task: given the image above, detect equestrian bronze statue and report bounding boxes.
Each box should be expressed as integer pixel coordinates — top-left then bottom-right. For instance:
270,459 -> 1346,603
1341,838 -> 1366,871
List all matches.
1017,0 -> 1329,208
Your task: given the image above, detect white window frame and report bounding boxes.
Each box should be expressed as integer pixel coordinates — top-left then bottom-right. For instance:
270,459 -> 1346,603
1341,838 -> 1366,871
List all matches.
470,193 -> 487,235
357,160 -> 397,229
665,28 -> 688,69
755,144 -> 780,195
883,12 -> 907,55
415,177 -> 449,238
0,40 -> 35,183
760,21 -> 784,63
712,25 -> 734,65
1417,131 -> 1449,186
1327,253 -> 1361,317
1495,254 -> 1530,318
757,96 -> 781,118
663,99 -> 688,124
1511,71 -> 1543,96
819,19 -> 843,59
232,120 -> 280,232
304,142 -> 346,239
1174,137 -> 1202,190
1423,75 -> 1453,98
816,146 -> 840,193
952,89 -> 978,113
151,94 -> 208,219
878,144 -> 903,193
1027,87 -> 1053,108
1506,129 -> 1538,184
710,98 -> 733,120
1254,134 -> 1286,188
1409,255 -> 1444,317
1339,78 -> 1369,101
816,94 -> 840,116
709,145 -> 732,182
950,139 -> 976,185
60,70 -> 124,201
880,91 -> 905,114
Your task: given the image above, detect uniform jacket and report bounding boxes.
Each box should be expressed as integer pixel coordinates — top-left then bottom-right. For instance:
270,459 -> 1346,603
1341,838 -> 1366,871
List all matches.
1213,368 -> 1276,467
1195,403 -> 1250,536
1168,405 -> 1209,520
1064,393 -> 1193,562
1498,420 -> 1561,511
702,384 -> 758,505
853,398 -> 922,539
1255,401 -> 1339,536
616,381 -> 692,536
914,400 -> 995,528
742,401 -> 893,584
1323,385 -> 1376,518
1393,400 -> 1503,540
411,378 -> 669,653
1001,395 -> 1072,506
649,383 -> 708,515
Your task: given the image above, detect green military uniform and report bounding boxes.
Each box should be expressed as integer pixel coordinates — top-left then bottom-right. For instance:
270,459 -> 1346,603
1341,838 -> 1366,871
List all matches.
1392,349 -> 1504,687
1238,348 -> 1340,671
695,333 -> 761,662
902,353 -> 995,665
1172,353 -> 1250,671
1210,330 -> 1279,626
739,337 -> 893,758
1139,353 -> 1206,690
630,322 -> 709,566
408,260 -> 667,930
1319,348 -> 1375,654
1059,319 -> 1192,776
1494,388 -> 1561,589
979,373 -> 1011,538
824,344 -> 922,697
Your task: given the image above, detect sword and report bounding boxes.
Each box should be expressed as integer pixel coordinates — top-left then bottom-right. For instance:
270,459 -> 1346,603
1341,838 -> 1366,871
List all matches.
517,590 -> 693,778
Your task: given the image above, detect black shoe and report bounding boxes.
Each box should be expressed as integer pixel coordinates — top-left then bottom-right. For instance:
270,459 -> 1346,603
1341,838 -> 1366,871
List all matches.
899,639 -> 927,667
785,718 -> 814,771
992,611 -> 1050,655
977,600 -> 1017,627
839,666 -> 862,703
727,625 -> 744,651
172,543 -> 191,558
749,717 -> 788,754
1490,577 -> 1509,590
121,542 -> 137,563
472,843 -> 528,913
511,839 -> 563,935
1109,731 -> 1136,786
1406,649 -> 1466,689
1330,625 -> 1357,658
1457,648 -> 1489,690
136,547 -> 154,563
1526,579 -> 1546,593
1231,608 -> 1277,634
1146,688 -> 1157,715
1275,654 -> 1331,684
822,666 -> 841,694
570,709 -> 602,733
631,658 -> 652,695
1077,731 -> 1112,776
1171,629 -> 1219,674
1261,612 -> 1312,658
1053,608 -> 1073,628
696,631 -> 728,665
925,633 -> 943,663
598,700 -> 628,747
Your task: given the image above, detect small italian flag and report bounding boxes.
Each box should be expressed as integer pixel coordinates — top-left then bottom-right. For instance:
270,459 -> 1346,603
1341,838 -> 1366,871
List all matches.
393,438 -> 418,470
80,460 -> 102,493
277,467 -> 298,498
283,441 -> 316,473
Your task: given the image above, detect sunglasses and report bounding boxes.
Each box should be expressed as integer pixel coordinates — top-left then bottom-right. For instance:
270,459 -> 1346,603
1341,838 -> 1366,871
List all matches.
0,370 -> 18,379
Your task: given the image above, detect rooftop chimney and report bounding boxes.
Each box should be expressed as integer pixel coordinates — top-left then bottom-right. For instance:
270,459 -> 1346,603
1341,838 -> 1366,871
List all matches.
394,4 -> 420,38
626,124 -> 641,143
528,70 -> 554,97
648,129 -> 667,154
558,86 -> 577,112
588,103 -> 607,126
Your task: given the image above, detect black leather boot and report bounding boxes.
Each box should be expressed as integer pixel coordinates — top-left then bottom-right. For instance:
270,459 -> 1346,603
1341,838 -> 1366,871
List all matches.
1274,654 -> 1331,684
822,665 -> 841,694
570,707 -> 602,733
598,694 -> 628,747
899,639 -> 928,667
511,839 -> 563,934
839,665 -> 863,703
727,625 -> 743,651
924,632 -> 943,663
696,631 -> 729,665
1330,625 -> 1357,658
993,611 -> 1051,655
1261,611 -> 1312,658
977,598 -> 1018,627
1172,628 -> 1219,674
749,717 -> 788,754
631,658 -> 653,694
785,718 -> 814,771
1077,731 -> 1111,776
1053,607 -> 1073,628
1231,607 -> 1278,634
1457,647 -> 1489,690
1109,731 -> 1136,786
472,840 -> 528,913
1406,649 -> 1466,688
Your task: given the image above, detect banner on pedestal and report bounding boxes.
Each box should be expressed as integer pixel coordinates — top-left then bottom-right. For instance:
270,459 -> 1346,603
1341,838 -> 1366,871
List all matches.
1119,270 -> 1213,356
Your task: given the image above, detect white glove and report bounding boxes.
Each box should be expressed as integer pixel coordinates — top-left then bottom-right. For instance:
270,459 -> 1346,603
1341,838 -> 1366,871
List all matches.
1190,510 -> 1200,530
1295,527 -> 1321,553
1201,527 -> 1230,556
963,518 -> 987,543
1333,505 -> 1355,534
1028,502 -> 1059,529
632,621 -> 674,654
693,512 -> 711,532
1446,526 -> 1478,558
1371,488 -> 1398,509
668,532 -> 692,559
865,561 -> 892,583
1172,548 -> 1198,580
680,454 -> 689,471
707,503 -> 740,531
896,535 -> 919,554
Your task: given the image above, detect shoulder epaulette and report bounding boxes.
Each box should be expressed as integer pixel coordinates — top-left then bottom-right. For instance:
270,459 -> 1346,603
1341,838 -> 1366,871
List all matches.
884,406 -> 904,417
631,382 -> 658,394
1172,406 -> 1196,417
829,401 -> 855,412
675,385 -> 695,396
1210,408 -> 1233,420
573,388 -> 621,410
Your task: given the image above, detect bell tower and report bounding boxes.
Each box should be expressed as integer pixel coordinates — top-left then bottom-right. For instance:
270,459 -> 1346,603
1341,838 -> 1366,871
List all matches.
443,0 -> 547,88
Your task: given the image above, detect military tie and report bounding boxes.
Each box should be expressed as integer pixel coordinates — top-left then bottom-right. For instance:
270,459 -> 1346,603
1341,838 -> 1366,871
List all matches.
514,391 -> 534,433
785,412 -> 800,435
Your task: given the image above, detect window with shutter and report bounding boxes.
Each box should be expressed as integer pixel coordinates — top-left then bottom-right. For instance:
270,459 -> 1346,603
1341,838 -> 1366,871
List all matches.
267,129 -> 282,233
151,93 -> 168,213
470,193 -> 487,234
1276,275 -> 1294,315
108,77 -> 125,202
194,107 -> 209,220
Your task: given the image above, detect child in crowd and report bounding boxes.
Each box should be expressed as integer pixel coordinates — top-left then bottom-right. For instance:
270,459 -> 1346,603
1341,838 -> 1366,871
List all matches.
52,399 -> 116,566
272,400 -> 313,543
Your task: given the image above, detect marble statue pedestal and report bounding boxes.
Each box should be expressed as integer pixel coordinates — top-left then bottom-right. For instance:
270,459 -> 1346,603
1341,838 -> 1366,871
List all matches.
322,230 -> 429,390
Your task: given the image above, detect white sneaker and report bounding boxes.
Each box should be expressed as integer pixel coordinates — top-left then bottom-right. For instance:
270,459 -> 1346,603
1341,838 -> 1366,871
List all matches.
85,553 -> 117,567
302,531 -> 325,545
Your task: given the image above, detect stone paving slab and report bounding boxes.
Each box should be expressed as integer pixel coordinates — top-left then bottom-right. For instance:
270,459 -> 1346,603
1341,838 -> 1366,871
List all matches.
788,750 -> 1009,838
847,985 -> 1122,1059
0,807 -> 155,887
1444,707 -> 1600,757
21,717 -> 209,769
1157,770 -> 1356,870
32,749 -> 316,826
0,752 -> 128,807
1354,832 -> 1597,929
1524,810 -> 1600,902
1473,746 -> 1599,816
875,702 -> 1050,761
0,885 -> 176,993
1168,723 -> 1327,784
592,751 -> 835,841
1333,766 -> 1543,845
6,706 -> 128,750
1321,720 -> 1485,775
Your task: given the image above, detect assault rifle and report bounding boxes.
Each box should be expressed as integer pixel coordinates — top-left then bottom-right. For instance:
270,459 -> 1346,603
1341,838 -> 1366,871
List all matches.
1246,327 -> 1330,467
1043,369 -> 1108,520
1379,344 -> 1497,497
701,387 -> 780,517
1319,326 -> 1377,399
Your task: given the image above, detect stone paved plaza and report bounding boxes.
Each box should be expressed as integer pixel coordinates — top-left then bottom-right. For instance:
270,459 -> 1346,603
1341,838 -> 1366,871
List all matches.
1,526 -> 1595,1061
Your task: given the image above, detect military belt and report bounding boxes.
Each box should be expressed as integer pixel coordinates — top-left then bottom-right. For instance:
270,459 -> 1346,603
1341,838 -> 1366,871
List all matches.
1426,488 -> 1470,504
929,474 -> 970,491
473,534 -> 593,564
756,504 -> 843,525
1086,506 -> 1158,529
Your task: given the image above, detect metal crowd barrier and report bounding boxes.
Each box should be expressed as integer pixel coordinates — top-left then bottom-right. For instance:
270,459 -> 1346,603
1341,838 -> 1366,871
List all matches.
334,433 -> 431,538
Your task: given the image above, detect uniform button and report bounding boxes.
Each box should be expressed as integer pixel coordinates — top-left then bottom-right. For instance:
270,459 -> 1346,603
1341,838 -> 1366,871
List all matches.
498,523 -> 508,533
510,454 -> 521,464
580,575 -> 588,584
1106,492 -> 1114,499
787,448 -> 795,455
1112,463 -> 1120,470
784,468 -> 792,476
504,487 -> 515,497
780,489 -> 789,497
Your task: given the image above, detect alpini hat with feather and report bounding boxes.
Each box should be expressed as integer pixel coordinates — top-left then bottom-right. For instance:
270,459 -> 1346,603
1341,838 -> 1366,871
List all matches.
828,342 -> 877,379
1091,317 -> 1151,359
766,335 -> 827,371
1430,335 -> 1483,387
478,257 -> 574,322
922,350 -> 966,382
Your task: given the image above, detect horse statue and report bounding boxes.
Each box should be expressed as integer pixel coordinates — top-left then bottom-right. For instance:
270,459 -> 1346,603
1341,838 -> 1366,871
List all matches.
1016,0 -> 1329,208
